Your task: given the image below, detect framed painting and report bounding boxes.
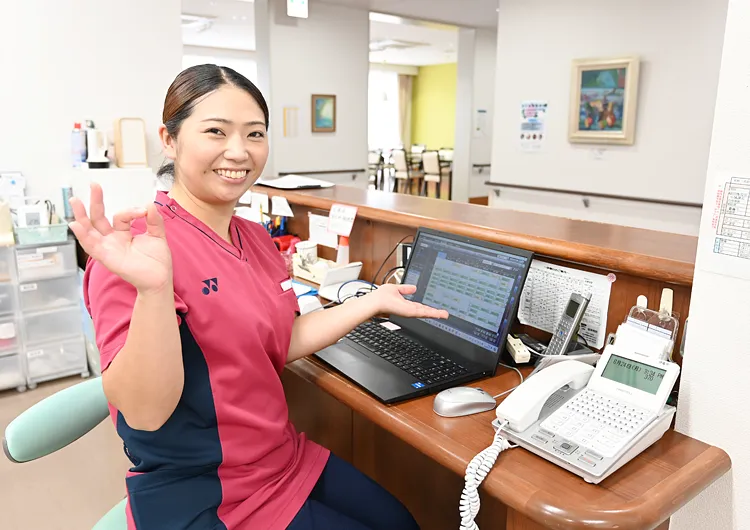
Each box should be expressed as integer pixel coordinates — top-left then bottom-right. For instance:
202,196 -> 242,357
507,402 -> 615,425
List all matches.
311,94 -> 336,133
568,56 -> 640,145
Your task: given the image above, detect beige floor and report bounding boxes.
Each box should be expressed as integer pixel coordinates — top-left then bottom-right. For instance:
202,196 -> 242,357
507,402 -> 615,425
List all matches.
0,377 -> 130,530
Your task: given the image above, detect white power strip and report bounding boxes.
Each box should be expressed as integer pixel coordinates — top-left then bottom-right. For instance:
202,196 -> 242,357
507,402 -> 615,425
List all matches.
506,335 -> 530,363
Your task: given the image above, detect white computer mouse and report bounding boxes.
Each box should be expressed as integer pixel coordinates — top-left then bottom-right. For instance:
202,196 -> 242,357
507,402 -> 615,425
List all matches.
432,387 -> 497,418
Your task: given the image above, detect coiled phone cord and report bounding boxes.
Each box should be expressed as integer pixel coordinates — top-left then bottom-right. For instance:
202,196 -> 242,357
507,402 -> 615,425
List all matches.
459,422 -> 514,530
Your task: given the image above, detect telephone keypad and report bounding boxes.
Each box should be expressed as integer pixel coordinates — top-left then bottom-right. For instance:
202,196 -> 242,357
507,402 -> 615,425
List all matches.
540,389 -> 653,458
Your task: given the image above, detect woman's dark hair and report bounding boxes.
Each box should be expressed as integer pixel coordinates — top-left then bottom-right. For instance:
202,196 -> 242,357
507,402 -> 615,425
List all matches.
157,64 -> 269,178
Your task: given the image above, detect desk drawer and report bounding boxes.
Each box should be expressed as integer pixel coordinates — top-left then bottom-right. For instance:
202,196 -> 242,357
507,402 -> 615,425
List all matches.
22,306 -> 82,345
0,316 -> 19,353
26,338 -> 86,381
0,282 -> 16,316
0,246 -> 15,283
0,353 -> 24,391
19,276 -> 79,314
15,242 -> 76,282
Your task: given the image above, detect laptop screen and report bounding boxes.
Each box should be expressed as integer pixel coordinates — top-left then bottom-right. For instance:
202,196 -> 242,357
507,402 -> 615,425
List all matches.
402,231 -> 530,354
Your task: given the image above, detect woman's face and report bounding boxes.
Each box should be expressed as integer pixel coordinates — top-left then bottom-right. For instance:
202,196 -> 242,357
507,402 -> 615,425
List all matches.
162,85 -> 268,206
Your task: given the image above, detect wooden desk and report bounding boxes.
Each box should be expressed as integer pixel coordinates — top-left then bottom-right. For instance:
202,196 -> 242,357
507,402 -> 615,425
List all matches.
260,186 -> 729,529
283,358 -> 729,530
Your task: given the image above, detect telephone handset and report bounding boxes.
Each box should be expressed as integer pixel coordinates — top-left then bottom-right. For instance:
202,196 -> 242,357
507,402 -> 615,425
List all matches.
546,292 -> 590,356
496,361 -> 593,432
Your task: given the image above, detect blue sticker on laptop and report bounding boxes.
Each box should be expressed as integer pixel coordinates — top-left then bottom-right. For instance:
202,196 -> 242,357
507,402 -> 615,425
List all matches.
412,382 -> 426,389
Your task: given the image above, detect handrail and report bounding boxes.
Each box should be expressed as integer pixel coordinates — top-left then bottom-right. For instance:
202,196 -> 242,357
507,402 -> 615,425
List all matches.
484,181 -> 702,209
279,169 -> 365,176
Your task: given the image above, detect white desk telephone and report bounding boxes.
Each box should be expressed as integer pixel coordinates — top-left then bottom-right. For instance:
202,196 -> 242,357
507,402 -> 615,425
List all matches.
495,346 -> 679,483
460,347 -> 680,530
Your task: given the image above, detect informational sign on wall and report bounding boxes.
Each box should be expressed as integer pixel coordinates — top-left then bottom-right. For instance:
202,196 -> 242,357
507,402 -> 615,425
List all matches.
697,172 -> 750,281
474,109 -> 488,137
520,101 -> 548,152
287,0 -> 308,19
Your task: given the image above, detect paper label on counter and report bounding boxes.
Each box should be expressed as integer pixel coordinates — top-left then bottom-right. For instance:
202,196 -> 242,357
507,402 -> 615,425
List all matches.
327,204 -> 357,237
308,213 -> 339,248
251,192 -> 269,214
271,196 -> 295,217
234,206 -> 263,223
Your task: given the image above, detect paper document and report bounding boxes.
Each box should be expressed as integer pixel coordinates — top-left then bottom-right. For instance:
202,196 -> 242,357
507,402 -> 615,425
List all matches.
518,260 -> 612,349
251,193 -> 269,214
697,173 -> 750,281
255,175 -> 334,190
327,204 -> 357,237
308,213 -> 338,248
234,206 -> 262,223
271,196 -> 294,217
520,101 -> 547,152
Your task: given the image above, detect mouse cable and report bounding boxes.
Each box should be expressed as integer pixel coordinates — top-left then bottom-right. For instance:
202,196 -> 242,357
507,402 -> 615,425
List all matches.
492,362 -> 524,399
460,421 -> 515,530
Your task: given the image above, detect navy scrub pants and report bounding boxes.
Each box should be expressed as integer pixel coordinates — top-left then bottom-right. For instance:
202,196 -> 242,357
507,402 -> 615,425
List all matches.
287,453 -> 420,530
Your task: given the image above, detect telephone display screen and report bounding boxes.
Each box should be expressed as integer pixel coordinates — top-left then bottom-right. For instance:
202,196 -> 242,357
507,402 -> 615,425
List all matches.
601,354 -> 666,395
564,299 -> 580,318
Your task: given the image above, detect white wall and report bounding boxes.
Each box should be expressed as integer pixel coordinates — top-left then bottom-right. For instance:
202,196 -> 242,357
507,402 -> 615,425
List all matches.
0,0 -> 182,213
489,0 -> 727,232
673,0 -> 748,528
259,0 -> 369,175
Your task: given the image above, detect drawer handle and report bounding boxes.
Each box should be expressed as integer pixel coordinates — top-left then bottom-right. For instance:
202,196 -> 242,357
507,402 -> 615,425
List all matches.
20,284 -> 38,292
27,349 -> 44,359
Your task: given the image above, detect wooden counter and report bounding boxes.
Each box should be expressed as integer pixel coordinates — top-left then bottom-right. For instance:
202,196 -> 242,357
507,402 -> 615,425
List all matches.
255,186 -> 697,285
254,186 -> 726,529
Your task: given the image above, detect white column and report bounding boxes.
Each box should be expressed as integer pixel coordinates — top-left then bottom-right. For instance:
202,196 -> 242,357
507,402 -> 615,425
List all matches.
452,28 -> 476,203
672,0 -> 750,528
254,0 -> 275,178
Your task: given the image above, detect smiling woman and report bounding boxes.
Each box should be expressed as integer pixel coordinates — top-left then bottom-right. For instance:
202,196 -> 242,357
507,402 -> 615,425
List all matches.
157,64 -> 270,219
74,63 -> 442,530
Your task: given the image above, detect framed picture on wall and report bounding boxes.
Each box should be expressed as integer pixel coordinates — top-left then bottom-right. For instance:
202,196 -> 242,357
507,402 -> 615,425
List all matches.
568,56 -> 640,145
311,94 -> 336,133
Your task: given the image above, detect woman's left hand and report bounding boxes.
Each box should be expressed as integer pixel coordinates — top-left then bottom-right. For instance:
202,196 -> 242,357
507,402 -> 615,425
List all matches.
367,284 -> 449,319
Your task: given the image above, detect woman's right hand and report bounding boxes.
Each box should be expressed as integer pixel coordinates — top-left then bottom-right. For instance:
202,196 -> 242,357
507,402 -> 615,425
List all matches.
69,183 -> 173,294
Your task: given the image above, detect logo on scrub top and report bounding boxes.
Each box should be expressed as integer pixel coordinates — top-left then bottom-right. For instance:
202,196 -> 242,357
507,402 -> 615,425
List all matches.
202,278 -> 218,295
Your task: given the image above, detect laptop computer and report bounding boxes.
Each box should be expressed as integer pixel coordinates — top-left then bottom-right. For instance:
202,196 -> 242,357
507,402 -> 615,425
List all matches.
314,228 -> 533,404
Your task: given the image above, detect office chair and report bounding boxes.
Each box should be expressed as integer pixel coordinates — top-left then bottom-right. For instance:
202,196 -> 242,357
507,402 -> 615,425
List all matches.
2,377 -> 127,530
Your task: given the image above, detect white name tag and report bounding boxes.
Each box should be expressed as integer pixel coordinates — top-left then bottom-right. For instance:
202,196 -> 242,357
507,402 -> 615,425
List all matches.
280,279 -> 293,292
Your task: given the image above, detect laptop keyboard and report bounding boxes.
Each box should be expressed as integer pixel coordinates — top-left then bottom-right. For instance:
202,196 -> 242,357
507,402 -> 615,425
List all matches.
346,322 -> 468,386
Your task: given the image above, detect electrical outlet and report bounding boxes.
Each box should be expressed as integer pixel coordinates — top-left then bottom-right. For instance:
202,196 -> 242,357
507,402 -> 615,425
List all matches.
397,243 -> 412,268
